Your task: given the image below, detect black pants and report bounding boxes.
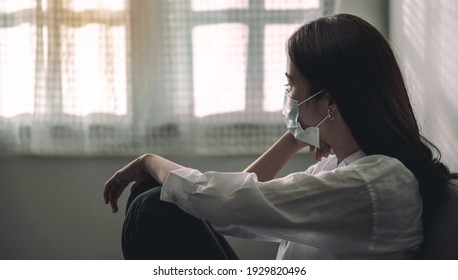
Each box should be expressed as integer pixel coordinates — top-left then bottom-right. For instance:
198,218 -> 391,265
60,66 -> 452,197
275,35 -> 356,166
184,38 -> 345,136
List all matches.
122,178 -> 239,260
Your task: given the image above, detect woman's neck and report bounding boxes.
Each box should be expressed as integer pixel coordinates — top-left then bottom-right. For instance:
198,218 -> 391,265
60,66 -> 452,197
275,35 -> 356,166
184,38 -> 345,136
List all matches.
328,120 -> 361,163
332,136 -> 360,164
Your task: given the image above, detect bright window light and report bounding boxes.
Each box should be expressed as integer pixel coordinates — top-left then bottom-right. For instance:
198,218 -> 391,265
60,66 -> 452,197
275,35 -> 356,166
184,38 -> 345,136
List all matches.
0,24 -> 36,117
192,23 -> 248,117
192,0 -> 248,11
66,0 -> 125,11
265,0 -> 319,10
61,24 -> 127,116
263,24 -> 300,112
0,0 -> 35,13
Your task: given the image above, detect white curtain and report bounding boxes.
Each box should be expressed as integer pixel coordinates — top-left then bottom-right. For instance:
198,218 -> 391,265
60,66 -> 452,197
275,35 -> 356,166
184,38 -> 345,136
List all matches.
0,0 -> 333,156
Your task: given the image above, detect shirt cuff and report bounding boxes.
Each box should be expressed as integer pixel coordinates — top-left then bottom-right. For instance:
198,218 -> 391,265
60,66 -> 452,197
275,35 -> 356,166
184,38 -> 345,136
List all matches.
159,167 -> 200,206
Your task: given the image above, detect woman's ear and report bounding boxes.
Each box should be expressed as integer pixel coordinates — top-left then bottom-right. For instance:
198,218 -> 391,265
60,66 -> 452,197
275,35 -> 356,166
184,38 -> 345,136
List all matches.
325,92 -> 338,110
325,94 -> 340,120
329,103 -> 338,112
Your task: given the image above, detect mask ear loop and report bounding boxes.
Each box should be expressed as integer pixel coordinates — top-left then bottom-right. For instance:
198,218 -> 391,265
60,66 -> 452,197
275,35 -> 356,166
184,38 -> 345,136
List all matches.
314,107 -> 335,128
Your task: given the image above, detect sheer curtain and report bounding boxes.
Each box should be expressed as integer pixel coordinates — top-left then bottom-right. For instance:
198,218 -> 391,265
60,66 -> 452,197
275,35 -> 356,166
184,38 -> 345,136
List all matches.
0,0 -> 132,155
0,0 -> 333,156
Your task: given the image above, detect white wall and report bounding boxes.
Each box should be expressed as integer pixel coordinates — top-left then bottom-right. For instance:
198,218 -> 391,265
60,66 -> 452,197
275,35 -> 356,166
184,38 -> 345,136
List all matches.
390,0 -> 458,172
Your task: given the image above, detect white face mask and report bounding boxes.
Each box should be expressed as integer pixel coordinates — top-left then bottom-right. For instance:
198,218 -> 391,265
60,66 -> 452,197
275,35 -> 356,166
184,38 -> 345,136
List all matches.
282,89 -> 332,147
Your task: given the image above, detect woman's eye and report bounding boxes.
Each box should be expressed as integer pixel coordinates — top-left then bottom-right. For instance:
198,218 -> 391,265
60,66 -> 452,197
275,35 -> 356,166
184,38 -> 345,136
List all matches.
284,84 -> 292,93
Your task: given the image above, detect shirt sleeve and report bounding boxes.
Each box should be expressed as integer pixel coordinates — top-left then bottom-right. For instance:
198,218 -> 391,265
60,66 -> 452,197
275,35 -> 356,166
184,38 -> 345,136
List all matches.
160,164 -> 374,250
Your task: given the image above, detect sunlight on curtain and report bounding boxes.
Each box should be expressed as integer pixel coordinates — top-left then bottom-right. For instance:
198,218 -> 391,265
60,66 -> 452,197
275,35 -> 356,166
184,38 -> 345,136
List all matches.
0,0 -> 35,12
192,0 -> 248,11
263,24 -> 301,112
60,0 -> 128,117
192,23 -> 248,117
265,0 -> 320,10
61,24 -> 127,116
164,0 -> 329,155
0,24 -> 36,117
0,0 -> 36,117
0,0 -> 332,156
0,0 -> 131,155
67,0 -> 125,11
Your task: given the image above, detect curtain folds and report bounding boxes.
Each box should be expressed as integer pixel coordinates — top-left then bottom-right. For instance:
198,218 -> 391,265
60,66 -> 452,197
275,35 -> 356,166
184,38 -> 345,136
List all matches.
0,0 -> 332,156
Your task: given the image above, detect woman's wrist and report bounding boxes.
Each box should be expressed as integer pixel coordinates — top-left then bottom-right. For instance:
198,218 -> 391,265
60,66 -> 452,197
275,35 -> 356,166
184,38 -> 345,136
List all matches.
283,131 -> 307,152
140,153 -> 184,185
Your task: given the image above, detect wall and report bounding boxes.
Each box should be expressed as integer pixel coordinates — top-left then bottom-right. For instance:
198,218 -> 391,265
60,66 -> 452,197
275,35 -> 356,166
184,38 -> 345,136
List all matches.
0,154 -> 313,259
335,0 -> 389,37
389,0 -> 458,172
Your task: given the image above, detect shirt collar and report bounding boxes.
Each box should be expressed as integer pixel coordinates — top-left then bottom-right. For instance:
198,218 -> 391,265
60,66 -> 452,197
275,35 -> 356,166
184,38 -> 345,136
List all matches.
337,150 -> 366,168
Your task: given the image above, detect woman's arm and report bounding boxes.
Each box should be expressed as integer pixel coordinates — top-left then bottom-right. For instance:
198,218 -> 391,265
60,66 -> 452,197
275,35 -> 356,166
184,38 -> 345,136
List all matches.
244,132 -> 332,181
104,132 -> 329,212
243,132 -> 307,182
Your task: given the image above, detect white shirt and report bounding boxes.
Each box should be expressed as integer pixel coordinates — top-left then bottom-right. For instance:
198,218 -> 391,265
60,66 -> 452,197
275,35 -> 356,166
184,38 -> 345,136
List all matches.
160,151 -> 423,259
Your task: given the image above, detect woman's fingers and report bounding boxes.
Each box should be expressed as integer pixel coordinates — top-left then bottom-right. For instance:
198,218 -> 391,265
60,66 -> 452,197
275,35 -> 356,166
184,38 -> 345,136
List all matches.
315,143 -> 331,161
104,175 -> 120,204
323,143 -> 331,157
103,179 -> 115,204
104,173 -> 130,213
103,156 -> 148,213
110,192 -> 119,213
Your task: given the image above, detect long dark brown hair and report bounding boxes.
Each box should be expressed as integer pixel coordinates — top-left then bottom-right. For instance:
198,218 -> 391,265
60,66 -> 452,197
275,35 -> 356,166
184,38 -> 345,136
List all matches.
287,14 -> 457,235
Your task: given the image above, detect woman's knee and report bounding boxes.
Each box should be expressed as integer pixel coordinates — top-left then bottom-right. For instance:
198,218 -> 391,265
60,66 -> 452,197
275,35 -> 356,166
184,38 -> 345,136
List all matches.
125,179 -> 161,215
122,185 -> 237,259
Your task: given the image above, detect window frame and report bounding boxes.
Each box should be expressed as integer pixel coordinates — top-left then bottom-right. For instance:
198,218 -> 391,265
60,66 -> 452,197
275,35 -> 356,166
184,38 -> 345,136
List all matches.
165,0 -> 328,125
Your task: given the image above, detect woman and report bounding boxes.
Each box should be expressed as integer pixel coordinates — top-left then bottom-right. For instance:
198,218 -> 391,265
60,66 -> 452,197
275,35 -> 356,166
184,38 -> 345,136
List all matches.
104,14 -> 457,259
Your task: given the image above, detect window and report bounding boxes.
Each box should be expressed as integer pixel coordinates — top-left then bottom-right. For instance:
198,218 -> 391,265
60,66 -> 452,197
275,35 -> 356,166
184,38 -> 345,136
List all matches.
170,0 -> 322,118
163,0 -> 331,155
0,0 -> 130,154
0,0 -> 129,117
0,0 -> 332,156
0,0 -> 37,117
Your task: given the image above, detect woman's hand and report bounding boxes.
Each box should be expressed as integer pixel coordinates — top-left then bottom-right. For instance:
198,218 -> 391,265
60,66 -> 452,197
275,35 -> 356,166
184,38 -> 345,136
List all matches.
104,154 -> 151,213
104,154 -> 184,213
309,142 -> 332,162
287,133 -> 332,162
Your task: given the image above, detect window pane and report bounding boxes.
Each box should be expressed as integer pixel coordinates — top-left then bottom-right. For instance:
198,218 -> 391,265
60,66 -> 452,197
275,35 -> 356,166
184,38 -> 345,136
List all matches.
263,24 -> 300,112
0,24 -> 36,117
64,0 -> 125,11
192,24 -> 248,117
61,24 -> 127,116
192,0 -> 248,11
0,0 -> 35,13
265,0 -> 319,10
